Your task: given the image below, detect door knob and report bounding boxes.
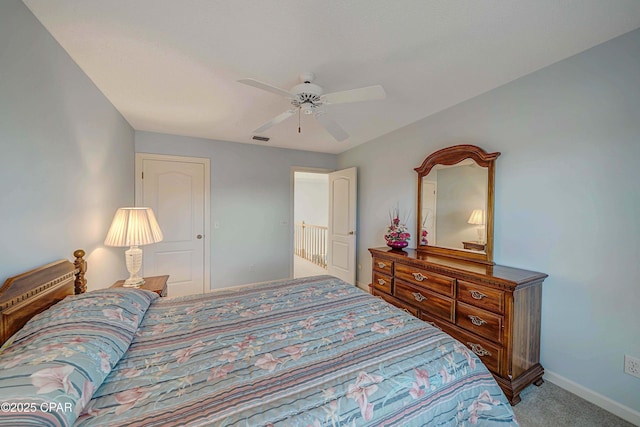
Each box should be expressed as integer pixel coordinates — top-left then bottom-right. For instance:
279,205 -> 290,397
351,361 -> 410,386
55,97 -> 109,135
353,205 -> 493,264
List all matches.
197,234 -> 203,239
349,231 -> 355,235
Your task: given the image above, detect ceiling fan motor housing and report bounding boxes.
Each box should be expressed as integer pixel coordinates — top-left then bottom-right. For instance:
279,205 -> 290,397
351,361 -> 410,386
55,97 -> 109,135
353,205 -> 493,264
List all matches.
291,82 -> 323,112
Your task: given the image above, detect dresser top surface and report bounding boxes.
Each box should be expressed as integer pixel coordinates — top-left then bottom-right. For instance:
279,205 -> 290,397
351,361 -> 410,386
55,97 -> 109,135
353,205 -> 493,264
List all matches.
369,247 -> 547,285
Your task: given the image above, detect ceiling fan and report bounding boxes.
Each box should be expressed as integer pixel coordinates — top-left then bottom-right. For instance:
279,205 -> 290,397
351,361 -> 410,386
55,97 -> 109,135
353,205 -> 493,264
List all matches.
238,72 -> 386,142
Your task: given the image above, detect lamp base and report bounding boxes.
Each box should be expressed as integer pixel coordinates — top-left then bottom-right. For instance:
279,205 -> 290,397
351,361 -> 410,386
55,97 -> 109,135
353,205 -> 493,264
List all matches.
124,246 -> 145,288
123,277 -> 145,288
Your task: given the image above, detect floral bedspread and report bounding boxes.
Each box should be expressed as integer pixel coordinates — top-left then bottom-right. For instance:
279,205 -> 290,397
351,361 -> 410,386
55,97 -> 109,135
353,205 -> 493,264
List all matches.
76,276 -> 518,426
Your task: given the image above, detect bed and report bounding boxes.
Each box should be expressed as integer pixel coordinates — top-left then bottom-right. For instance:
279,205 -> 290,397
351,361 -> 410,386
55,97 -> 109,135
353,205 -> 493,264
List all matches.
0,251 -> 518,426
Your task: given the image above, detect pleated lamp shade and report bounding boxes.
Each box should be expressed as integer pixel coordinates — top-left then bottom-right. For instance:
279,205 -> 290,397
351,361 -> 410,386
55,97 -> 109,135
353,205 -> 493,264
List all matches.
104,207 -> 164,247
467,209 -> 485,225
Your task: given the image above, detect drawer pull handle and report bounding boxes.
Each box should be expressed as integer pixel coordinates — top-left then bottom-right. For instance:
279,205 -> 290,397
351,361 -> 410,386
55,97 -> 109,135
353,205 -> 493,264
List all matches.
377,262 -> 387,268
467,342 -> 492,357
412,292 -> 427,302
402,308 -> 412,315
412,272 -> 428,281
470,290 -> 487,300
377,279 -> 386,285
468,315 -> 487,326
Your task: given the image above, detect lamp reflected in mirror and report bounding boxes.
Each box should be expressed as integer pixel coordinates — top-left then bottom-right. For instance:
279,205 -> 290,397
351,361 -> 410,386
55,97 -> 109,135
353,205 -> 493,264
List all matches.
467,209 -> 485,244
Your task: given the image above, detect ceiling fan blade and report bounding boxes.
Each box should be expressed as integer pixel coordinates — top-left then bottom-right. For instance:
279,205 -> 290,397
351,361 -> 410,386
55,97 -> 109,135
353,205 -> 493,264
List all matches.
254,109 -> 297,133
321,85 -> 386,104
315,112 -> 349,142
238,78 -> 292,98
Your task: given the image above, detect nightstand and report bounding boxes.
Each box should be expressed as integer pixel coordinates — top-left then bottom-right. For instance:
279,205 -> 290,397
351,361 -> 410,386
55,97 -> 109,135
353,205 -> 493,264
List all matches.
111,275 -> 169,297
462,241 -> 486,252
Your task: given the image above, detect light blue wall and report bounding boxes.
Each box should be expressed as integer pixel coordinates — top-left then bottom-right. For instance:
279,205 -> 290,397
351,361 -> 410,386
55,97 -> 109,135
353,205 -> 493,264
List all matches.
0,0 -> 134,289
339,29 -> 640,414
135,131 -> 337,288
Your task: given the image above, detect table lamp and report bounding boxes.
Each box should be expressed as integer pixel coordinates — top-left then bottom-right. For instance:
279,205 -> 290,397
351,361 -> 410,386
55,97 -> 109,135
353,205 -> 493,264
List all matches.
467,209 -> 485,243
104,207 -> 163,287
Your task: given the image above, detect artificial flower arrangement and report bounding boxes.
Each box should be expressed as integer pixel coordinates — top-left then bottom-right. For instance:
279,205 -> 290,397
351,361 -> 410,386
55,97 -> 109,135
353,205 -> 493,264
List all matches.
420,228 -> 429,245
420,213 -> 430,245
384,207 -> 410,249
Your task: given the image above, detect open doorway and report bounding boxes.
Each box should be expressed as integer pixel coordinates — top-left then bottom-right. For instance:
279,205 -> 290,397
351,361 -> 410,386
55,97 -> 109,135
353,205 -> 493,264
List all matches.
293,171 -> 329,278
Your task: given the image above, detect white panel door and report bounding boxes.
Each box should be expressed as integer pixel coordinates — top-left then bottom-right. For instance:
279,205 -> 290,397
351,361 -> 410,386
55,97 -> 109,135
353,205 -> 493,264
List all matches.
327,167 -> 357,284
138,156 -> 208,297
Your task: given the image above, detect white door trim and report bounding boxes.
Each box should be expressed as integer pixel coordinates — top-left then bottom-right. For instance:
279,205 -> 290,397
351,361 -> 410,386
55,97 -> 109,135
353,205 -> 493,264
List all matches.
327,167 -> 357,285
135,153 -> 211,291
422,180 -> 437,244
289,167 -> 332,278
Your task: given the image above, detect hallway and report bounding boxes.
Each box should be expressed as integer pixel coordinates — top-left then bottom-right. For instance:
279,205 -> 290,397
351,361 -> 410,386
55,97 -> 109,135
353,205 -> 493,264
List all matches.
293,254 -> 327,278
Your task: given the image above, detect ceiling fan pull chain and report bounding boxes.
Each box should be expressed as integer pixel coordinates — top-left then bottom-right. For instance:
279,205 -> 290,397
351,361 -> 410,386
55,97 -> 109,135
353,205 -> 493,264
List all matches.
298,108 -> 301,133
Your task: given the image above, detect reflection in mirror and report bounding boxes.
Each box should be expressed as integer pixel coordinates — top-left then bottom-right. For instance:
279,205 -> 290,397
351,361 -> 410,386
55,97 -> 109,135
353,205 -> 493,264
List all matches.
420,160 -> 488,252
415,144 -> 500,265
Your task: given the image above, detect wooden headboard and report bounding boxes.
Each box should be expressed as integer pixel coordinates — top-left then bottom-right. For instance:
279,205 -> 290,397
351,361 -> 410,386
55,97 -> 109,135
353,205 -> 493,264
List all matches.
0,249 -> 87,346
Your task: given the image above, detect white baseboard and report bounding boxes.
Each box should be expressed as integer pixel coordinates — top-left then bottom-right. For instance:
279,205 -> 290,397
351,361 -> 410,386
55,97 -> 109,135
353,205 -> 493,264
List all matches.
544,370 -> 640,426
356,280 -> 368,292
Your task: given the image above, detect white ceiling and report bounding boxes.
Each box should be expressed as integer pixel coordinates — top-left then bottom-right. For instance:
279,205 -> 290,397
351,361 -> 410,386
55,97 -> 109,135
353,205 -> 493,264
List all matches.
23,0 -> 640,154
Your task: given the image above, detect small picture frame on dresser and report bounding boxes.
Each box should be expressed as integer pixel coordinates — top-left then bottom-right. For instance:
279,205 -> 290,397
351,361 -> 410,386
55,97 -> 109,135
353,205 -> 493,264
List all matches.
111,275 -> 169,297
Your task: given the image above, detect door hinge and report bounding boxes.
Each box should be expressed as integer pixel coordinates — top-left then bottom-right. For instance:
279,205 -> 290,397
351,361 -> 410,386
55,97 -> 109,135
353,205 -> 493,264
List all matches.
141,171 -> 144,179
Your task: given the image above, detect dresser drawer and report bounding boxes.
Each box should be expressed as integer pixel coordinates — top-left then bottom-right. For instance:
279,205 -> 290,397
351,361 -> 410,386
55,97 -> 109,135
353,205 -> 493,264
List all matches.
458,280 -> 504,314
394,279 -> 454,322
419,311 -> 448,332
437,321 -> 503,375
372,272 -> 393,294
372,257 -> 393,275
372,290 -> 419,317
456,301 -> 504,344
395,264 -> 455,297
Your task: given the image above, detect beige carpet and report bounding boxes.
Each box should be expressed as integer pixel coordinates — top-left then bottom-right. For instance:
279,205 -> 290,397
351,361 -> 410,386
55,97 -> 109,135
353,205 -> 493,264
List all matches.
513,381 -> 635,426
293,255 -> 327,278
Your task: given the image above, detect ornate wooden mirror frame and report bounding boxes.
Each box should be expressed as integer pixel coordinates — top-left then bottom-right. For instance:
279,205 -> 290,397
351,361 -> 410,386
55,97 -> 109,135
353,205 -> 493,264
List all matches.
415,145 -> 500,265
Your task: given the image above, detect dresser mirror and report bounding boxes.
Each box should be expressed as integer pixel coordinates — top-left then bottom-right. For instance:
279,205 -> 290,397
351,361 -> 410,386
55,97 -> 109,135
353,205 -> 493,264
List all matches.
415,145 -> 500,265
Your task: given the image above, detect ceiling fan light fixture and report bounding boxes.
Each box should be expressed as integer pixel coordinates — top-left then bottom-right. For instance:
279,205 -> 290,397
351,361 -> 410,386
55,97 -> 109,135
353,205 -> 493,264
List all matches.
301,104 -> 314,115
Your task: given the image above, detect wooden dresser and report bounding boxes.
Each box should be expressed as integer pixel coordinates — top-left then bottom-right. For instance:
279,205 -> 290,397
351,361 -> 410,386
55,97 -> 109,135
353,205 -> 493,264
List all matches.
368,247 -> 547,405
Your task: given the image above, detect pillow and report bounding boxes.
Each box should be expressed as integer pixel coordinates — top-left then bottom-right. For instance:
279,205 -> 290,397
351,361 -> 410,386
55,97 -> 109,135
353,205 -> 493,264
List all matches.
0,288 -> 157,427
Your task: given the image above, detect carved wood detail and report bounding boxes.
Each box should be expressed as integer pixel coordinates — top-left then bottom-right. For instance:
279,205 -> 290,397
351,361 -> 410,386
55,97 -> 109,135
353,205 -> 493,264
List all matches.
414,144 -> 501,176
0,250 -> 87,346
74,249 -> 87,294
